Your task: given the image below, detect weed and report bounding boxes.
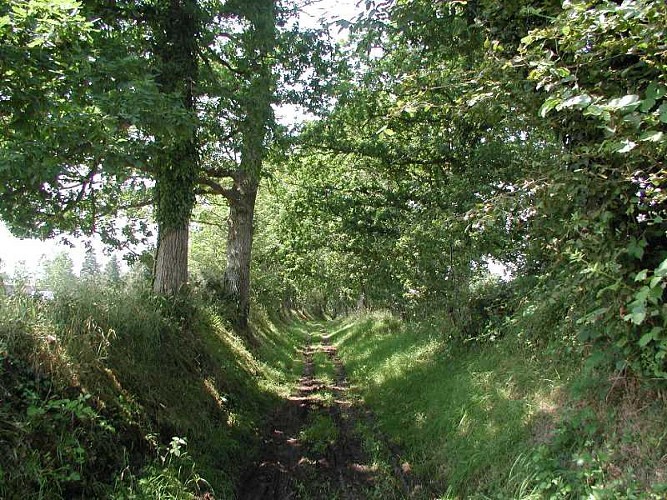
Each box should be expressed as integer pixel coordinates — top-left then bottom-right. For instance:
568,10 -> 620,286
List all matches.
0,354 -> 119,498
0,282 -> 307,499
113,436 -> 210,499
300,414 -> 339,455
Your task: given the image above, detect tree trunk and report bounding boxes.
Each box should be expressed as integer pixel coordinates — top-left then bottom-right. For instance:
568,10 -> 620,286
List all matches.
153,223 -> 189,295
150,0 -> 199,295
223,178 -> 258,329
218,0 -> 276,327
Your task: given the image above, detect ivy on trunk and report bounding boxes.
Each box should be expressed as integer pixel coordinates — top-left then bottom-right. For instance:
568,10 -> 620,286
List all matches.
151,0 -> 200,295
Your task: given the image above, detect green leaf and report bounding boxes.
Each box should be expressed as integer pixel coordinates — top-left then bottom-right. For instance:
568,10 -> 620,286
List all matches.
655,258 -> 667,278
635,286 -> 651,303
649,276 -> 663,288
639,330 -> 656,347
555,67 -> 570,78
639,130 -> 664,142
539,97 -> 561,118
640,97 -> 656,112
615,139 -> 636,153
520,34 -> 535,45
624,308 -> 646,325
583,104 -> 604,117
659,103 -> 667,123
605,94 -> 640,111
27,37 -> 48,48
646,82 -> 666,101
648,285 -> 663,304
559,94 -> 592,109
66,471 -> 81,482
635,269 -> 648,282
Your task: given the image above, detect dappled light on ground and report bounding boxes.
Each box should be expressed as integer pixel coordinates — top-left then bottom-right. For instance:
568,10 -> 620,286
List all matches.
238,322 -> 418,499
329,312 -> 579,495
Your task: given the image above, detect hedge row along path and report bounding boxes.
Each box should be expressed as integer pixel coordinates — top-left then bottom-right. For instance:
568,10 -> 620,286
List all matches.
238,325 -> 422,499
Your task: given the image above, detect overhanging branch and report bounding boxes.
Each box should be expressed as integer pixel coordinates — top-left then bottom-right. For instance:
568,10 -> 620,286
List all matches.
200,46 -> 246,77
198,177 -> 239,201
202,165 -> 241,180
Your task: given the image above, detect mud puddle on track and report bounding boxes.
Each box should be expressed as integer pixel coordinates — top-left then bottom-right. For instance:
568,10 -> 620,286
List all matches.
238,327 -> 419,499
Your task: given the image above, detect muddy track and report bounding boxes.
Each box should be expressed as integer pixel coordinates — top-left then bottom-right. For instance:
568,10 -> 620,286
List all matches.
237,327 -> 419,499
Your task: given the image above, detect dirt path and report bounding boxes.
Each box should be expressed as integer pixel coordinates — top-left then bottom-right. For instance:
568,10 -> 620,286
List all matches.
237,326 -> 418,499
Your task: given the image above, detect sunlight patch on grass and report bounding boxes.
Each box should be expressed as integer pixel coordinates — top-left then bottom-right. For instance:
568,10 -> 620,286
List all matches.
372,337 -> 442,387
203,377 -> 227,410
332,311 -> 576,497
457,410 -> 470,437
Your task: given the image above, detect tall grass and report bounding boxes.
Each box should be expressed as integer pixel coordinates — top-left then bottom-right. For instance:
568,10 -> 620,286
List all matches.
0,281 -> 306,499
330,311 -> 667,498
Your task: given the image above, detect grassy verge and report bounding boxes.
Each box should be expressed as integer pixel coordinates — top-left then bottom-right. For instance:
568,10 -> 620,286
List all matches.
330,311 -> 667,498
0,284 -> 306,499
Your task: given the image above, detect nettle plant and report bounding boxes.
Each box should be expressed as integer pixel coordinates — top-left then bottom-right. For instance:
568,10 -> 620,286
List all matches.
517,0 -> 667,376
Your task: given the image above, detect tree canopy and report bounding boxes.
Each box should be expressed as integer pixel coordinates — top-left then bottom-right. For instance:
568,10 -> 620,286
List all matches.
249,0 -> 666,377
1,0 -> 666,376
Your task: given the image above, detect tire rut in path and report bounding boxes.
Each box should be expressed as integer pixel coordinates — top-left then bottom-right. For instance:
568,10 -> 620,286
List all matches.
237,327 -> 417,499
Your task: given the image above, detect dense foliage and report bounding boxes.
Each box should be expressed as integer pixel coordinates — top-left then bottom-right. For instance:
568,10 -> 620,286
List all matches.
0,273 -> 305,498
242,0 -> 667,379
517,0 -> 667,376
1,1 -> 666,496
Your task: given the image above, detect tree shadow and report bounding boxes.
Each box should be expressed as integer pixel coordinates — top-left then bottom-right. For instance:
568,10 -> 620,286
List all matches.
328,315 -> 565,497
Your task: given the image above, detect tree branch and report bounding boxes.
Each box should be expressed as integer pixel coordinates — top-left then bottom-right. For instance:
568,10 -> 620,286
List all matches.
197,177 -> 239,201
200,46 -> 246,77
117,198 -> 154,211
202,165 -> 240,180
191,218 -> 227,229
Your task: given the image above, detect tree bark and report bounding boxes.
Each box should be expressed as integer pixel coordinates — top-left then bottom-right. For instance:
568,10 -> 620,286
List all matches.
223,176 -> 258,328
153,223 -> 190,295
150,0 -> 199,295
217,0 -> 276,326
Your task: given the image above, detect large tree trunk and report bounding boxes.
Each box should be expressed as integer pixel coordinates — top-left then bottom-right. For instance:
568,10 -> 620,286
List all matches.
150,0 -> 199,295
218,0 -> 276,326
153,224 -> 189,295
223,175 -> 258,329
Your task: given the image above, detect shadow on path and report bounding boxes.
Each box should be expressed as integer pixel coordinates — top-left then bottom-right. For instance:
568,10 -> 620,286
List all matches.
237,326 -> 418,499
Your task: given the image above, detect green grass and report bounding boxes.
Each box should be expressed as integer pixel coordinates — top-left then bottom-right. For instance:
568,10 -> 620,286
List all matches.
312,350 -> 336,385
0,284 -> 307,499
4,286 -> 665,499
299,413 -> 339,455
330,311 -> 667,498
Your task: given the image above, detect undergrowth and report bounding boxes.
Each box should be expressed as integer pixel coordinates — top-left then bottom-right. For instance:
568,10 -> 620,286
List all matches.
0,282 -> 305,499
331,310 -> 667,499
